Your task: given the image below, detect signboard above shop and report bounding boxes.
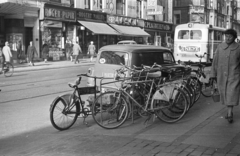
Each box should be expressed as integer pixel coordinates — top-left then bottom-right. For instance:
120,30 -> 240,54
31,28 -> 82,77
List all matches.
144,20 -> 172,31
44,4 -> 76,22
76,9 -> 106,21
107,14 -> 144,27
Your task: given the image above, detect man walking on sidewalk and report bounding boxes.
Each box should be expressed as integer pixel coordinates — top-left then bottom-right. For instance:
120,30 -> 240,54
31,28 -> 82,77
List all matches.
1,41 -> 12,74
72,41 -> 82,64
27,41 -> 38,66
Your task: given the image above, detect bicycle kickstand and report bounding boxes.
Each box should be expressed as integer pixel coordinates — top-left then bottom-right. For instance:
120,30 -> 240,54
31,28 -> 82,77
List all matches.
83,117 -> 89,127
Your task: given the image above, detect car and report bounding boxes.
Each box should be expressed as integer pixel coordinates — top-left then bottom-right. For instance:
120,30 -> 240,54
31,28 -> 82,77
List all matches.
117,40 -> 137,45
87,44 -> 191,88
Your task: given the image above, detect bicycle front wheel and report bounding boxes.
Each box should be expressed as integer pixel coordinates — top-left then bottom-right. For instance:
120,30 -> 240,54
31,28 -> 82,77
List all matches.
4,63 -> 14,77
92,91 -> 129,129
154,88 -> 188,123
50,97 -> 78,131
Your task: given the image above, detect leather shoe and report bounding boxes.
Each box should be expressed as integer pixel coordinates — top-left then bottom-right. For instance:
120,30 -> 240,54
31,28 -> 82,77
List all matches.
225,112 -> 233,123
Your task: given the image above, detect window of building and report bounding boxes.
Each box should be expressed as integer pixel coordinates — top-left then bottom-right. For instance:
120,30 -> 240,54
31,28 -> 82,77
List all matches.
137,0 -> 141,18
174,0 -> 181,7
85,0 -> 90,10
174,14 -> 180,24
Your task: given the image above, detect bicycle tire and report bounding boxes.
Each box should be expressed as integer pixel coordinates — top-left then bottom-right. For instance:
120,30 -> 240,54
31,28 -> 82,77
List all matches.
50,97 -> 79,131
4,63 -> 14,77
91,91 -> 129,129
154,88 -> 188,123
181,85 -> 192,112
201,82 -> 214,97
188,76 -> 201,104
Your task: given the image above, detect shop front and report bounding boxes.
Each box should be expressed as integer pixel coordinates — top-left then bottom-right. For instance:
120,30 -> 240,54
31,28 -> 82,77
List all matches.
40,4 -> 76,61
106,14 -> 150,44
143,20 -> 173,48
76,9 -> 120,54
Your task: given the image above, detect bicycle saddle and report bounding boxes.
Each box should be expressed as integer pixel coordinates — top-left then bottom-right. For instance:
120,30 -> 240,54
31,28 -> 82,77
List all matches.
147,71 -> 162,78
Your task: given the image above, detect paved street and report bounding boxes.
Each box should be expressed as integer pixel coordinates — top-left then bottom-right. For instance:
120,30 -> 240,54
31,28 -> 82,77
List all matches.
0,60 -> 240,156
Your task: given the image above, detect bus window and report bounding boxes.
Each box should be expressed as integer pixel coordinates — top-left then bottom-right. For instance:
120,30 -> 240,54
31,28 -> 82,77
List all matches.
178,30 -> 189,39
191,30 -> 202,40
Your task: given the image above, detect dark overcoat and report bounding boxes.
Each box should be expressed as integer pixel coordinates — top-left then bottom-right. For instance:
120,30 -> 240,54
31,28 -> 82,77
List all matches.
41,44 -> 49,59
210,42 -> 240,106
27,45 -> 37,60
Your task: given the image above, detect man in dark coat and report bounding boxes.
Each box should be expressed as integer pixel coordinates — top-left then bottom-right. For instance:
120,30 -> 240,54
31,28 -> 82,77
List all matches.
41,41 -> 49,63
27,41 -> 38,66
210,29 -> 240,123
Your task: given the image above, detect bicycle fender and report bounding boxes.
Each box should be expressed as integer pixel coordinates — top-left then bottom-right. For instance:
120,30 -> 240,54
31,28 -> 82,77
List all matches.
49,94 -> 73,112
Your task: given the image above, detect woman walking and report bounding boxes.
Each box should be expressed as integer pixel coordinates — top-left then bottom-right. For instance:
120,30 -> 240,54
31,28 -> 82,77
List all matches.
210,28 -> 240,123
88,41 -> 96,62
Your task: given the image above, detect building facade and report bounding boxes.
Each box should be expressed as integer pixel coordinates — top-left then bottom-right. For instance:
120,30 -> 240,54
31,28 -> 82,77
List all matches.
173,0 -> 240,35
0,0 -> 174,61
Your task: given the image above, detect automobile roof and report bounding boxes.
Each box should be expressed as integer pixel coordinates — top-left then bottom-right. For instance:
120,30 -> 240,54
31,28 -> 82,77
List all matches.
99,44 -> 170,52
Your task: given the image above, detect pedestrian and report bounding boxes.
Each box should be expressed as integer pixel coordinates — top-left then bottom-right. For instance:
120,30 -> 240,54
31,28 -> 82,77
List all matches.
41,41 -> 49,63
88,41 -> 96,62
72,40 -> 82,64
1,41 -> 12,74
0,47 -> 4,73
16,40 -> 23,63
210,28 -> 240,124
65,40 -> 72,61
27,41 -> 38,66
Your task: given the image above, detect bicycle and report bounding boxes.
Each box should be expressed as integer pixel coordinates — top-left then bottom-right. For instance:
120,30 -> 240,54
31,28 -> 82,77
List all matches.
50,74 -> 101,131
188,53 -> 213,97
1,62 -> 14,77
91,64 -> 188,129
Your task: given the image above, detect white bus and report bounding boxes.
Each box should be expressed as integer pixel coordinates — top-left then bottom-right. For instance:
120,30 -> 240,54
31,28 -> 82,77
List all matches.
174,23 -> 226,63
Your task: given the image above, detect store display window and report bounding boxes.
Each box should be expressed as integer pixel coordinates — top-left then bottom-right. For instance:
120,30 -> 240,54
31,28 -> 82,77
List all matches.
41,20 -> 64,60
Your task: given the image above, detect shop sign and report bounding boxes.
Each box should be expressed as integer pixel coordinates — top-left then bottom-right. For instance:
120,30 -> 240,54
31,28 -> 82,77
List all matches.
49,0 -> 61,3
144,21 -> 172,31
76,10 -> 106,21
127,0 -> 137,17
44,7 -> 76,22
107,15 -> 139,26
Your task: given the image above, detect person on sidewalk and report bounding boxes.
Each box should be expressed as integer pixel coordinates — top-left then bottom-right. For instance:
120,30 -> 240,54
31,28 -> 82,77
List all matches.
65,40 -> 72,61
210,28 -> 240,124
41,41 -> 49,63
0,47 -> 4,73
16,40 -> 23,64
88,41 -> 96,62
72,41 -> 82,64
27,41 -> 38,66
1,41 -> 12,74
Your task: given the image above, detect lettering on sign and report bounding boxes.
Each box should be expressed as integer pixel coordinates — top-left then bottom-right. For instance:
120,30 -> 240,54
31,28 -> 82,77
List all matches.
44,8 -> 76,21
144,21 -> 172,31
77,10 -> 106,21
178,45 -> 201,52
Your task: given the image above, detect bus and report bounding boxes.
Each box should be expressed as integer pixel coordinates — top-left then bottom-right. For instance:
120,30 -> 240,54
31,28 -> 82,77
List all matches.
174,23 -> 226,63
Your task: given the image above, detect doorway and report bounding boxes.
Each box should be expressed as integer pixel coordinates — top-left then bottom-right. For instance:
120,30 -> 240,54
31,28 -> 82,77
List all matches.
25,27 -> 33,55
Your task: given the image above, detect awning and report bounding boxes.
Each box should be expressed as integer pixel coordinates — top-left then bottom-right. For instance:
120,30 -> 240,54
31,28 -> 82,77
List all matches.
110,24 -> 150,37
78,21 -> 120,35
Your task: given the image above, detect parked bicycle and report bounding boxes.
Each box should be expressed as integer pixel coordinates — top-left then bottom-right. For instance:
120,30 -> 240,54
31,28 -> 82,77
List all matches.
50,74 -> 101,131
91,64 -> 189,129
187,53 -> 213,97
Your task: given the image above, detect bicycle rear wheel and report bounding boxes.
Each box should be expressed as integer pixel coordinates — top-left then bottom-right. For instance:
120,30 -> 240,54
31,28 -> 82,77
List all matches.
154,88 -> 188,123
92,91 -> 129,129
4,63 -> 14,77
50,97 -> 79,131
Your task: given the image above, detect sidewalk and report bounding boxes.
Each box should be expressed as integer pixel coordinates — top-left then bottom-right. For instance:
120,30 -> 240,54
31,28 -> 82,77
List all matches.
11,58 -> 96,73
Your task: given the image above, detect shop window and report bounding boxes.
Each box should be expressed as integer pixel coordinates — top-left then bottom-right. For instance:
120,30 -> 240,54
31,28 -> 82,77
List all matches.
85,0 -> 90,10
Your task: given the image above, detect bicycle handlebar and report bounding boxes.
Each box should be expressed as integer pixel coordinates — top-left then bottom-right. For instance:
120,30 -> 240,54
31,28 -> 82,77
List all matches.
77,73 -> 103,79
